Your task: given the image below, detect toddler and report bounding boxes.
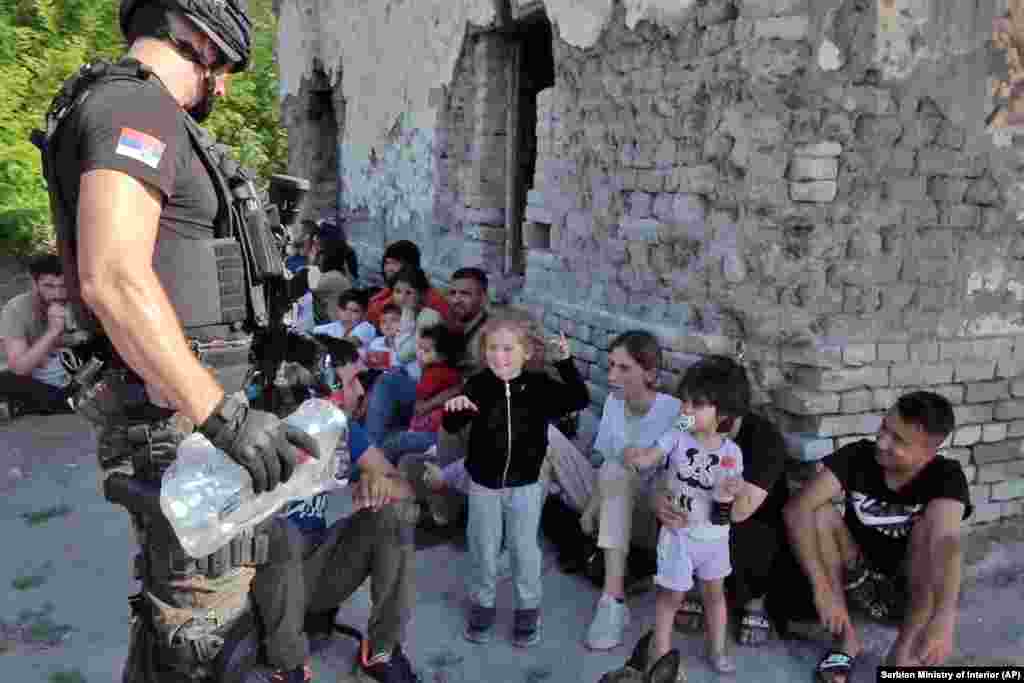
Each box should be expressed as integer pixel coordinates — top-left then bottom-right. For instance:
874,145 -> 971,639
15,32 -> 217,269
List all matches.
442,313 -> 590,648
366,304 -> 402,369
378,325 -> 461,464
625,361 -> 753,678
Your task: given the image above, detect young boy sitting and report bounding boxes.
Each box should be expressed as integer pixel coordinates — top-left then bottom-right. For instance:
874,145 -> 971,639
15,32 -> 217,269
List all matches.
367,304 -> 402,370
313,290 -> 377,354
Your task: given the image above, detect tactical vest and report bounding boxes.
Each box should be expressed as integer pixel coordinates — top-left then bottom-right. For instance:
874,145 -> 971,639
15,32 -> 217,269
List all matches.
31,58 -> 284,359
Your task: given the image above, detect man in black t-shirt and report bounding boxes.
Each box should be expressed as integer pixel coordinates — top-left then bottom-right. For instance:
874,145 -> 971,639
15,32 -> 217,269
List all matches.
783,391 -> 971,682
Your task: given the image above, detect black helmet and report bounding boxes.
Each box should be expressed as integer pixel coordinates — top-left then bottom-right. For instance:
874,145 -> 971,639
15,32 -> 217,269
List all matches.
120,0 -> 252,73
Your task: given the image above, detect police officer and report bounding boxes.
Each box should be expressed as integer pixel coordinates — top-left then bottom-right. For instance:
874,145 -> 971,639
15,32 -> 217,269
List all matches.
41,1 -> 419,681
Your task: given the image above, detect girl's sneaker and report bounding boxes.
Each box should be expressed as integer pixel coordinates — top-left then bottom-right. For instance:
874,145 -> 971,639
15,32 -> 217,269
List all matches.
512,608 -> 541,648
464,603 -> 496,643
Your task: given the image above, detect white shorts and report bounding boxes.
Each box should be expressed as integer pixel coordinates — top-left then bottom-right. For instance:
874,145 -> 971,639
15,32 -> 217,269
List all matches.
655,528 -> 731,593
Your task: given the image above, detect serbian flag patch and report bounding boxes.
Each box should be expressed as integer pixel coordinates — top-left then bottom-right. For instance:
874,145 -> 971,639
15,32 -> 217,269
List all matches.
115,128 -> 166,169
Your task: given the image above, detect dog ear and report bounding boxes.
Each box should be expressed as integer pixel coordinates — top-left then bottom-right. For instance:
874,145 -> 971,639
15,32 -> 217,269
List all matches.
647,649 -> 681,683
625,630 -> 654,671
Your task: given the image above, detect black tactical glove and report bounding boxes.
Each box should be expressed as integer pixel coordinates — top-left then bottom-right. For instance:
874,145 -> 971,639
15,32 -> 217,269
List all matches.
198,393 -> 319,494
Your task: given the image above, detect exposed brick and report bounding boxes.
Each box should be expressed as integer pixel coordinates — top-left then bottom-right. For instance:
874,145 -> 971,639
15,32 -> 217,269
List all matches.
876,343 -> 909,363
793,413 -> 883,438
908,342 -> 939,363
995,358 -> 1024,379
754,15 -> 810,40
780,345 -> 843,368
974,439 -> 1023,464
840,390 -> 874,414
884,176 -> 927,201
794,365 -> 889,392
889,364 -> 954,386
795,142 -> 842,157
970,501 -> 1002,524
939,204 -> 981,228
953,361 -> 997,383
994,400 -> 1024,421
931,384 -> 966,405
1011,378 -> 1024,398
942,338 -> 1013,361
928,177 -> 968,202
775,387 -> 840,415
872,387 -> 900,411
790,181 -> 838,203
916,149 -> 984,177
789,157 -> 838,181
953,403 -> 994,425
964,380 -> 1009,404
969,484 -> 992,505
991,478 -> 1024,501
1009,420 -> 1024,438
978,463 -> 1013,484
952,425 -> 982,446
842,344 -> 877,366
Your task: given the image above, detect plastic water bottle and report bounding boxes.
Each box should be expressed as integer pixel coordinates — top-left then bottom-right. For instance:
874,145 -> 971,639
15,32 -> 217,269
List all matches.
160,398 -> 351,559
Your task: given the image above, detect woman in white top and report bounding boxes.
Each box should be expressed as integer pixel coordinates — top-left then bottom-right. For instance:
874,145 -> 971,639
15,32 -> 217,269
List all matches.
543,330 -> 681,651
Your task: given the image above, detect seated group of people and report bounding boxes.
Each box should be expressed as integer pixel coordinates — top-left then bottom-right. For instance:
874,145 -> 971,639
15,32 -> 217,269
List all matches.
2,240 -> 974,683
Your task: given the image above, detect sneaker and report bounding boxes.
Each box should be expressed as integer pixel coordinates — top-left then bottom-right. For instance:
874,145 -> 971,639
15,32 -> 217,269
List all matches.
585,593 -> 630,650
357,641 -> 418,683
269,660 -> 313,683
464,603 -> 496,643
512,608 -> 541,648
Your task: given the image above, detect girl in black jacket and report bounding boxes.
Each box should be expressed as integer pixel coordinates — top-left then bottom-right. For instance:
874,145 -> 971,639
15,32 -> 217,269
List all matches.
443,312 -> 590,648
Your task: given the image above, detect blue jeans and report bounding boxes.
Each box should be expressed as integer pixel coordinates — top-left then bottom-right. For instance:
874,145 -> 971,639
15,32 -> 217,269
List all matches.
378,430 -> 438,465
467,479 -> 545,610
364,369 -> 417,448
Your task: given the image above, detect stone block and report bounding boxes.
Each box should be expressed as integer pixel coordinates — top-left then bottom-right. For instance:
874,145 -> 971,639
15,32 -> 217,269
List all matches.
969,502 -> 1002,524
954,403 -> 994,425
977,463 -> 1012,484
619,217 -> 661,241
670,165 -> 718,194
928,178 -> 969,203
884,176 -> 927,201
890,364 -> 954,386
795,141 -> 843,157
876,343 -> 909,363
702,22 -> 735,56
983,423 -> 1009,443
627,192 -> 654,218
699,0 -> 738,26
780,345 -> 843,368
856,116 -> 904,147
931,384 -> 966,405
791,181 -> 838,203
939,204 -> 981,228
796,413 -> 883,438
842,344 -> 877,366
991,478 -> 1024,501
741,0 -> 806,18
974,439 -> 1023,464
954,361 -> 997,383
916,149 -> 985,177
970,484 -> 993,504
1008,420 -> 1024,438
775,387 -> 841,415
903,201 -> 940,226
952,425 -> 982,446
789,157 -> 839,181
794,365 -> 889,392
840,390 -> 874,414
940,338 -> 1013,361
995,400 -> 1024,421
995,358 -> 1024,379
872,387 -> 900,411
965,380 -> 1010,404
754,15 -> 810,40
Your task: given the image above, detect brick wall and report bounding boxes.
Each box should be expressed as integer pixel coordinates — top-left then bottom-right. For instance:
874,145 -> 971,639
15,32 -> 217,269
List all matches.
282,0 -> 1024,527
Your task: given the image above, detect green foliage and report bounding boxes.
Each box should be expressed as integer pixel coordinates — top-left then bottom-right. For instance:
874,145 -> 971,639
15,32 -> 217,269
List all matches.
0,0 -> 286,256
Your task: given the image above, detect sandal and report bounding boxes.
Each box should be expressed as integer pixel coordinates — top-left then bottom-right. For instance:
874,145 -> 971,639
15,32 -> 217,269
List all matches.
816,650 -> 854,683
673,598 -> 704,634
737,606 -> 772,646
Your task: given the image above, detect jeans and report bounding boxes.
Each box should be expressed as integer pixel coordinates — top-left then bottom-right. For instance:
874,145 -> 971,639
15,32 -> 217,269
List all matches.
378,429 -> 439,465
467,479 -> 545,610
364,369 -> 417,448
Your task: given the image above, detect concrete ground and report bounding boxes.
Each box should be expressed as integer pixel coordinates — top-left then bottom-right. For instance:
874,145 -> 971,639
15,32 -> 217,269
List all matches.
2,413 -> 1022,683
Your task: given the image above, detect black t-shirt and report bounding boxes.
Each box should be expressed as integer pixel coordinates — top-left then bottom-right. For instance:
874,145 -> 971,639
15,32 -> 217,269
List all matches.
825,440 -> 972,576
733,412 -> 789,528
57,72 -> 219,248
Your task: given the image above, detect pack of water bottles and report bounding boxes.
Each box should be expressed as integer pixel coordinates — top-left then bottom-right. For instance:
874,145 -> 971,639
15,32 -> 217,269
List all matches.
160,398 -> 350,559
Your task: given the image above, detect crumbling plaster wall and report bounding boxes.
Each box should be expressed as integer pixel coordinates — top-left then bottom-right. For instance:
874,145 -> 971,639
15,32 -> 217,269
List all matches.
278,0 -> 1024,525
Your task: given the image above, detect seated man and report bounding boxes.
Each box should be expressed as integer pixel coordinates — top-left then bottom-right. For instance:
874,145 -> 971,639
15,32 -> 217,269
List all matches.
0,253 -> 89,416
259,338 -> 420,682
782,391 -> 972,683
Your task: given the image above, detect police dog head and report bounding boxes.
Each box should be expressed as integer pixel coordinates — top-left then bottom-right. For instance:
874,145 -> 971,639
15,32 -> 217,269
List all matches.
598,631 -> 682,683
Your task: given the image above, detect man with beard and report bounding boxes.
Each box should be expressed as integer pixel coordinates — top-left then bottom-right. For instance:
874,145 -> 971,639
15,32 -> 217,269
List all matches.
0,253 -> 90,416
782,391 -> 972,683
34,1 -> 422,680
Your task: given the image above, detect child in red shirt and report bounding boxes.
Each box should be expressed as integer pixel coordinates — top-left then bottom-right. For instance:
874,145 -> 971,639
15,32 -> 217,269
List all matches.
378,324 -> 461,464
